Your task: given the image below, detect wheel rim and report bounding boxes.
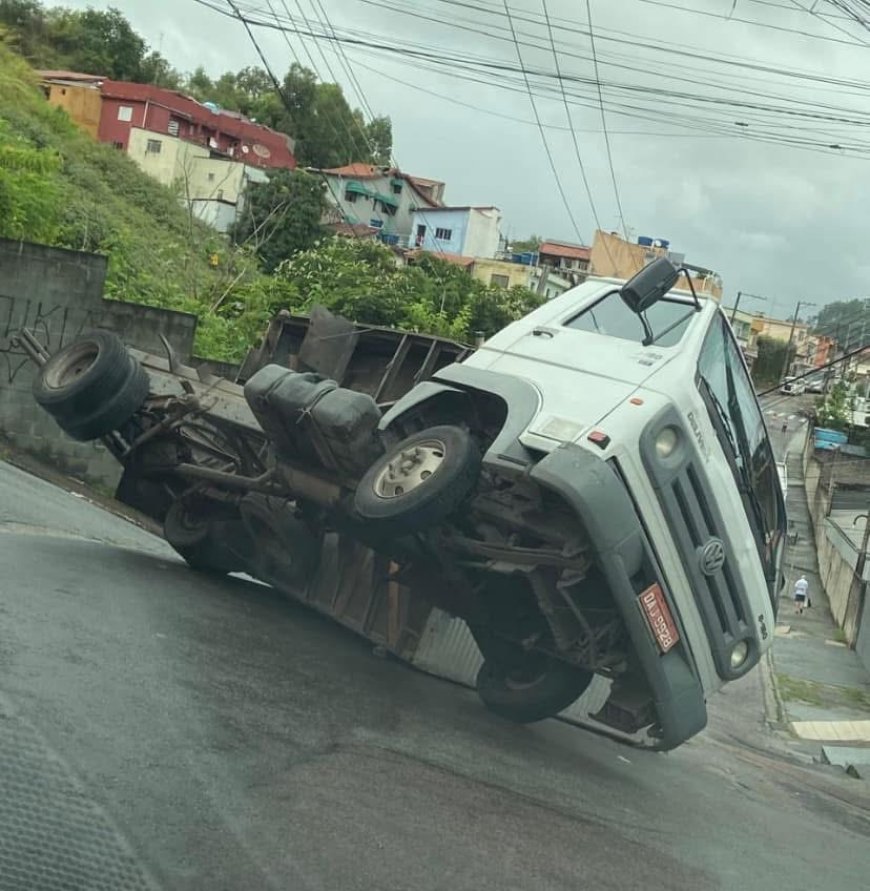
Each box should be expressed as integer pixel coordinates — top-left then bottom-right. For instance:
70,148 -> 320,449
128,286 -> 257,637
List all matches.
503,666 -> 548,691
43,342 -> 99,389
373,439 -> 446,499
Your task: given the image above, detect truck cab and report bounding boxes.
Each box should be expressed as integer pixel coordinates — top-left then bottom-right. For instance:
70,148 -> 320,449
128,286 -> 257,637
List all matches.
357,260 -> 787,748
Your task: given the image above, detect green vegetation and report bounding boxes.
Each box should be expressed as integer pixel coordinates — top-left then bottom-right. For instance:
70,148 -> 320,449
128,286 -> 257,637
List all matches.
229,168 -> 327,273
0,15 -> 542,363
751,335 -> 795,388
816,380 -> 854,432
776,672 -> 870,710
0,1 -> 392,167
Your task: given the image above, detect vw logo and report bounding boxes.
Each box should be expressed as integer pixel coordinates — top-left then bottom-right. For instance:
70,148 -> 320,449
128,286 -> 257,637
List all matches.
699,538 -> 726,576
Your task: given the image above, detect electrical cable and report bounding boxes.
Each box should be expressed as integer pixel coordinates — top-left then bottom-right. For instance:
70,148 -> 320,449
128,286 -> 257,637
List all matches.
585,0 -> 628,239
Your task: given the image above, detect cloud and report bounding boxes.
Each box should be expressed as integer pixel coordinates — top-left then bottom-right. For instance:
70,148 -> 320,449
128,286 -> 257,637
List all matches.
46,0 -> 870,314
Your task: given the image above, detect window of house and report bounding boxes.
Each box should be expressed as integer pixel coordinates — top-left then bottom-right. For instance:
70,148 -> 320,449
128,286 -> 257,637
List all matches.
378,201 -> 397,216
345,190 -> 359,203
491,273 -> 510,288
217,189 -> 224,201
208,172 -> 215,182
146,139 -> 162,154
168,119 -> 180,137
435,227 -> 452,240
117,105 -> 133,122
391,182 -> 402,194
370,218 -> 384,230
112,141 -> 124,150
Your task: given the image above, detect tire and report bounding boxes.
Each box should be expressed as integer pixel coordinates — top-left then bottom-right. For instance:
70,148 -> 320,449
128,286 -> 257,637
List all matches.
476,654 -> 594,724
239,494 -> 320,590
33,331 -> 149,441
353,425 -> 480,539
163,500 -> 246,575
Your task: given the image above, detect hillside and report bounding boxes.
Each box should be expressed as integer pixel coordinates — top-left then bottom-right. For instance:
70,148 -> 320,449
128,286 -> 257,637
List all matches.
0,42 -> 283,360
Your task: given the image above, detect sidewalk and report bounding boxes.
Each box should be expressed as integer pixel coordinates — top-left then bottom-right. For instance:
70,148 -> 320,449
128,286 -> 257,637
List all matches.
770,436 -> 870,773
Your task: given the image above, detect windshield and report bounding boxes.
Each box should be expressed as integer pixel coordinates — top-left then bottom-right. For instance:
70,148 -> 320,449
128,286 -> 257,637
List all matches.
697,313 -> 786,595
565,290 -> 695,347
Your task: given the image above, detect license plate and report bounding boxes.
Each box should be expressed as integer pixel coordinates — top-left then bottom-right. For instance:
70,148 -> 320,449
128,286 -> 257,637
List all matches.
638,584 -> 680,654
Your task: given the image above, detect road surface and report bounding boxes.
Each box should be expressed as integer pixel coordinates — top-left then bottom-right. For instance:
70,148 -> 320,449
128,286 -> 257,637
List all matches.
0,459 -> 867,891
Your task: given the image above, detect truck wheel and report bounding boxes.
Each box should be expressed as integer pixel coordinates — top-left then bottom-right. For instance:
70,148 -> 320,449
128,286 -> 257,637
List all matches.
33,331 -> 149,441
353,425 -> 480,539
239,495 -> 320,590
476,654 -> 594,724
163,500 -> 245,575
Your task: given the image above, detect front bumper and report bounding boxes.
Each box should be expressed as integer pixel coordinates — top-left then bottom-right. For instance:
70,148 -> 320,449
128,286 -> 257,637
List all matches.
530,443 -> 707,751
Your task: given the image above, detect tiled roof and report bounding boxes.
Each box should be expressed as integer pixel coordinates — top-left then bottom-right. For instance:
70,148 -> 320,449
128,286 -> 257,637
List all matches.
318,164 -> 441,206
539,240 -> 590,260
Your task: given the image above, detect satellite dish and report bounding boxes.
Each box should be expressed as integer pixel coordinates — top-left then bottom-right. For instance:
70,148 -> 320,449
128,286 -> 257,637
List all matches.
252,143 -> 271,159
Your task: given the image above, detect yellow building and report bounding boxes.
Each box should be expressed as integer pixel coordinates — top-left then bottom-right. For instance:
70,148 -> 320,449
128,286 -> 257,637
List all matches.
127,128 -> 267,231
589,230 -> 723,300
470,257 -> 532,290
40,71 -> 104,138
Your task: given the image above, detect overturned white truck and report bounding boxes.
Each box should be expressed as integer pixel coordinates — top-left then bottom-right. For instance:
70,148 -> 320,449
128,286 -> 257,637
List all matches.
20,258 -> 786,749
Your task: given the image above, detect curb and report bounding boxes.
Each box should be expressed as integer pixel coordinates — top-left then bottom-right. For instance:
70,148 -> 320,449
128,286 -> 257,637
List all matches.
761,648 -> 790,733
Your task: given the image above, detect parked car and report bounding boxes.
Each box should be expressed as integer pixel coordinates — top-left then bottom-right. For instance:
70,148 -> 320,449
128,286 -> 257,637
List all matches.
780,377 -> 806,395
20,258 -> 786,751
805,377 -> 825,394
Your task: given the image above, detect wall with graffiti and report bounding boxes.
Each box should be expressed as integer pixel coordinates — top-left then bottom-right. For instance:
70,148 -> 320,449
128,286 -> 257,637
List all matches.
0,238 -> 197,488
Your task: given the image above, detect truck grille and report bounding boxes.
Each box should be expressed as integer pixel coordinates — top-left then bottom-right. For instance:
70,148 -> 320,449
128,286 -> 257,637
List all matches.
656,461 -> 750,676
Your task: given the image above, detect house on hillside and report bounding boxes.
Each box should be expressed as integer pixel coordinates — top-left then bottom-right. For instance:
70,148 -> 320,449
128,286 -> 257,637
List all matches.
589,230 -> 723,300
410,206 -> 501,259
313,163 -> 443,246
39,72 -> 296,231
538,240 -> 591,275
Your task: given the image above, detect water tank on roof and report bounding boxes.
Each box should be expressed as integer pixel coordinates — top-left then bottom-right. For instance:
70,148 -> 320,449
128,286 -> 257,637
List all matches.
203,101 -> 220,113
653,238 -> 670,249
637,236 -> 654,246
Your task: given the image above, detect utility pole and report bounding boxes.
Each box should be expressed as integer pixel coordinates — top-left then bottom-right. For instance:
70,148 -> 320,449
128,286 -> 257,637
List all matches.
780,300 -> 816,383
729,290 -> 767,323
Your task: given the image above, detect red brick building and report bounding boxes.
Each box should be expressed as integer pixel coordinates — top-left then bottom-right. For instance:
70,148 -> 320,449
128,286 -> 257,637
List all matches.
96,80 -> 296,170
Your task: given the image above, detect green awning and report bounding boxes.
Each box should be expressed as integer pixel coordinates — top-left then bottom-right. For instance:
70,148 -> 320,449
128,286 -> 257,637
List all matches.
345,180 -> 372,196
374,192 -> 399,207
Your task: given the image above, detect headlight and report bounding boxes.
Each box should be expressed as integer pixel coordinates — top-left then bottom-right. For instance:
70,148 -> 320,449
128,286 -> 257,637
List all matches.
730,640 -> 750,670
655,426 -> 679,459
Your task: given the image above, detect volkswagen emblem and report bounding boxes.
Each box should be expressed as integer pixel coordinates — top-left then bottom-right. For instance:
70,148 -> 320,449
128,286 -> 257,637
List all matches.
699,538 -> 726,576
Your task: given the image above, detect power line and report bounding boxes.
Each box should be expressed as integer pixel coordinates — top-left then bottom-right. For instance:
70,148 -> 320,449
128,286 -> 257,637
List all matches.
585,0 -> 627,239
540,0 -> 614,263
500,0 -> 587,244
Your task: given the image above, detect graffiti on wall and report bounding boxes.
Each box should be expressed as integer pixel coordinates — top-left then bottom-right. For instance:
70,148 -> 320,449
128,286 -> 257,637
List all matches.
0,292 -> 106,384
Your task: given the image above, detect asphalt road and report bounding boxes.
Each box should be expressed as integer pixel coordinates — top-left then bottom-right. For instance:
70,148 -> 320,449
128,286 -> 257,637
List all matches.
1,460 -> 868,891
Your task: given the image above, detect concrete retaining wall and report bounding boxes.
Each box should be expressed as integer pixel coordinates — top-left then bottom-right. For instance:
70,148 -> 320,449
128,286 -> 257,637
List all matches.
0,238 -> 197,490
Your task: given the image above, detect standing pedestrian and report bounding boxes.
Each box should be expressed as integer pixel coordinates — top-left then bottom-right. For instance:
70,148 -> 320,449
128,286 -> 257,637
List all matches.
793,575 -> 809,614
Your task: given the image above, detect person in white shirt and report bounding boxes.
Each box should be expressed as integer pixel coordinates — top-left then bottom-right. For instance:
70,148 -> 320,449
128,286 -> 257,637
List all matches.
793,575 -> 809,614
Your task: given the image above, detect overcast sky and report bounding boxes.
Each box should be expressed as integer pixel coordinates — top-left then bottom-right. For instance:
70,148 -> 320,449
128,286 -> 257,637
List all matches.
49,0 -> 870,319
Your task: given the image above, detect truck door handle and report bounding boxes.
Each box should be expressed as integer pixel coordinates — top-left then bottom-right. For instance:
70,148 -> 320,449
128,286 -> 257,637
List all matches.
532,328 -> 554,339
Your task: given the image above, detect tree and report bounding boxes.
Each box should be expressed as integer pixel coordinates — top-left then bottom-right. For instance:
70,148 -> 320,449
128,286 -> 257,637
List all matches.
816,380 -> 853,432
752,335 -> 795,387
813,298 -> 870,351
509,235 -> 542,252
229,168 -> 327,272
45,6 -> 147,80
272,238 -> 545,342
365,116 -> 392,165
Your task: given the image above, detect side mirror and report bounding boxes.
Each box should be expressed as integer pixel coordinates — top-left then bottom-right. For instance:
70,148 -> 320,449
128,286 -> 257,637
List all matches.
620,257 -> 680,314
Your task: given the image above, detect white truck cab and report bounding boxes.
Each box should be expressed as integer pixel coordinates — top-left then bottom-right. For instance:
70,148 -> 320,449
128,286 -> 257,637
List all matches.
359,259 -> 787,749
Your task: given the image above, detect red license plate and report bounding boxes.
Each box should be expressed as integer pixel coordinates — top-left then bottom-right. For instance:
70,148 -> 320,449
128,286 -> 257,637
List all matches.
638,584 -> 680,654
